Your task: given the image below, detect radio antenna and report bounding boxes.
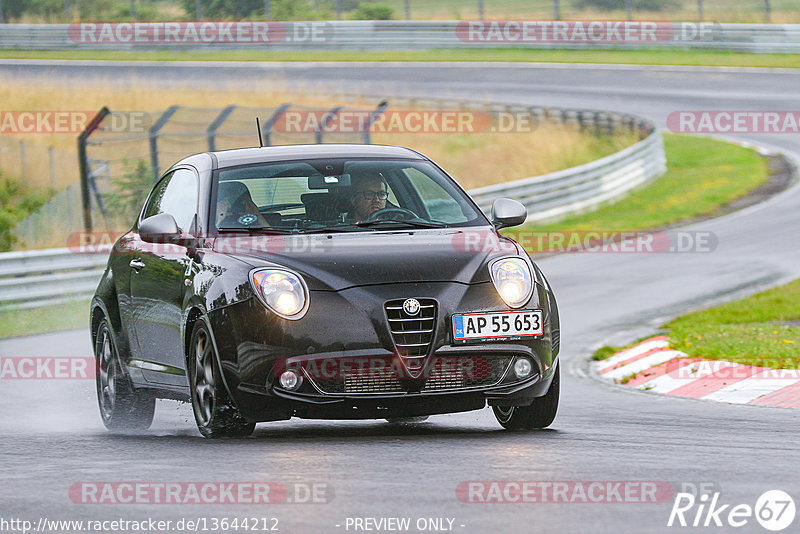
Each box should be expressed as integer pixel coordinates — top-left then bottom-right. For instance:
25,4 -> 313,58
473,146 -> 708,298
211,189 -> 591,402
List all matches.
256,117 -> 264,147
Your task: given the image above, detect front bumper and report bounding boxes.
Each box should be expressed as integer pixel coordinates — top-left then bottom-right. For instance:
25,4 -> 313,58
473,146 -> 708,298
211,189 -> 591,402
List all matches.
207,281 -> 557,422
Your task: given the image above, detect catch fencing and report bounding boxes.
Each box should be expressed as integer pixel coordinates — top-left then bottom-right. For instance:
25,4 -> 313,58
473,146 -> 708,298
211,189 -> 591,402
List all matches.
1,97 -> 666,308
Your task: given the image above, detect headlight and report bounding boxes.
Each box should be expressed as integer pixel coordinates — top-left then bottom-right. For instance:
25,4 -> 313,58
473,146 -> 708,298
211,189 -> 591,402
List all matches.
250,268 -> 309,320
489,257 -> 533,309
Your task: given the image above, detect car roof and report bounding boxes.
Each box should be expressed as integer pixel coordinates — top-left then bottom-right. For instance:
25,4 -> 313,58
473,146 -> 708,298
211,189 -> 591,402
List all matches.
209,144 -> 426,169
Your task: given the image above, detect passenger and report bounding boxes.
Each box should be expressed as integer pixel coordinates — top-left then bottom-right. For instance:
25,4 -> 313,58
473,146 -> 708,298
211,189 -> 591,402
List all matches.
216,181 -> 270,228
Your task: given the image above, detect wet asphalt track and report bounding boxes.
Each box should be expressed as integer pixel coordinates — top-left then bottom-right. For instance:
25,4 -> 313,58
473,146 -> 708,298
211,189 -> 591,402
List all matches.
1,60 -> 799,534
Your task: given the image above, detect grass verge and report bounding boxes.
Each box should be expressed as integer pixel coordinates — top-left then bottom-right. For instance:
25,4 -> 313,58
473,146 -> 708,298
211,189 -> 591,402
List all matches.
0,298 -> 90,339
505,133 -> 769,251
593,279 -> 800,369
664,280 -> 800,369
2,48 -> 799,69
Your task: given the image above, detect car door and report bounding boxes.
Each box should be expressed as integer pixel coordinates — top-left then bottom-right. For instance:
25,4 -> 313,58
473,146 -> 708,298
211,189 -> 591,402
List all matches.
129,167 -> 199,386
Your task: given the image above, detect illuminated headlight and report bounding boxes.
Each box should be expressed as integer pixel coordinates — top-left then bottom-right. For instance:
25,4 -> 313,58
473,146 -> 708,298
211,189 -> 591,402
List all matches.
250,269 -> 309,319
489,257 -> 533,309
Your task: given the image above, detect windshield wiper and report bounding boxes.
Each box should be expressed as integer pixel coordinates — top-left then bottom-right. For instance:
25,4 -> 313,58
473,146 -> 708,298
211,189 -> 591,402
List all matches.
216,227 -> 295,235
297,224 -> 369,234
355,219 -> 446,229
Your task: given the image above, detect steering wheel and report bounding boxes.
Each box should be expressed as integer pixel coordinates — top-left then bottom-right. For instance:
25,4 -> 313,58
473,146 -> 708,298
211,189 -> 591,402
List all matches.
364,207 -> 420,222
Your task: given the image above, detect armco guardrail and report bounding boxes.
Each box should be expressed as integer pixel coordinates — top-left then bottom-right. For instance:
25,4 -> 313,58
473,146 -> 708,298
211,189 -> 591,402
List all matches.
0,104 -> 665,309
470,129 -> 665,222
1,22 -> 800,53
0,246 -> 108,309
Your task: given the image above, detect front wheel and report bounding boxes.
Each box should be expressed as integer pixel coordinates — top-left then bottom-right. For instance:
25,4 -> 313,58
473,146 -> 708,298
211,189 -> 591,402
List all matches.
95,319 -> 155,431
493,363 -> 559,430
189,320 -> 255,438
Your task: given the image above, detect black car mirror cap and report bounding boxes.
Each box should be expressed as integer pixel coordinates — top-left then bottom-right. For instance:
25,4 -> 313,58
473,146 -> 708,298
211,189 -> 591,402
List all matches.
139,213 -> 184,245
491,198 -> 528,230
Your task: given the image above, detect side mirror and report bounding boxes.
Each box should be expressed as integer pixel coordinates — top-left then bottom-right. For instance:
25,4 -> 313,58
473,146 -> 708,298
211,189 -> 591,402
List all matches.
491,198 -> 527,230
139,213 -> 180,244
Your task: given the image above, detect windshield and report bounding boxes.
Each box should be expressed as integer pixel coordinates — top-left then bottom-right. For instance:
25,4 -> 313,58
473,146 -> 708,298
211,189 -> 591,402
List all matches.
211,158 -> 487,233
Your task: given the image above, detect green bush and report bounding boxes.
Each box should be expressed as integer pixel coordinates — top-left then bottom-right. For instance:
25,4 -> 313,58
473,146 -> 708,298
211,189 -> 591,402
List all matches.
180,0 -> 332,20
353,3 -> 394,20
4,0 -> 125,21
572,0 -> 680,11
0,173 -> 46,252
104,160 -> 156,227
339,0 -> 361,12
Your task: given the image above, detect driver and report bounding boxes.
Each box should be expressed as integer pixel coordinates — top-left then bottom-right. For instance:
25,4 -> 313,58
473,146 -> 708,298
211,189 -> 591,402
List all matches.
349,172 -> 389,223
216,181 -> 270,228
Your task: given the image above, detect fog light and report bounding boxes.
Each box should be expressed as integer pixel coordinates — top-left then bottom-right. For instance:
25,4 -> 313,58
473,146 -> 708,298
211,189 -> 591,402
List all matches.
514,358 -> 533,379
279,370 -> 301,390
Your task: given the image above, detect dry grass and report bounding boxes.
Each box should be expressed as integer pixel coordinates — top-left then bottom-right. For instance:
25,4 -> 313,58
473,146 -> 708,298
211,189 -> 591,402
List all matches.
0,78 -> 635,192
375,128 -> 636,189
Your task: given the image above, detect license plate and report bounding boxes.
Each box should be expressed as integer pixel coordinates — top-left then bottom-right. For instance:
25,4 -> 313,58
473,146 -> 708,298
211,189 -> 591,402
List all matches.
452,310 -> 543,342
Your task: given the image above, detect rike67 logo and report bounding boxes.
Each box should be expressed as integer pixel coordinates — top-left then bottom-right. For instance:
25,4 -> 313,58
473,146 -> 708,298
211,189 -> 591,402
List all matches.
668,490 -> 796,531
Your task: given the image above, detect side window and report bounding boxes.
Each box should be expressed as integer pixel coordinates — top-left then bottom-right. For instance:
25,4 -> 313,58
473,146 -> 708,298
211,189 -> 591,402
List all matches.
142,172 -> 172,221
141,169 -> 199,232
404,168 -> 468,223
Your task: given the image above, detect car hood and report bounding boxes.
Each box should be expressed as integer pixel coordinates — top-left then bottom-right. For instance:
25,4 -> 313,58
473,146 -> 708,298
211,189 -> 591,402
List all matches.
214,228 -> 521,291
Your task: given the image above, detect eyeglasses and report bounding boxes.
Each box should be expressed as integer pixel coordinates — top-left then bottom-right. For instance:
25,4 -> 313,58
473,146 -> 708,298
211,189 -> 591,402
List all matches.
354,190 -> 389,201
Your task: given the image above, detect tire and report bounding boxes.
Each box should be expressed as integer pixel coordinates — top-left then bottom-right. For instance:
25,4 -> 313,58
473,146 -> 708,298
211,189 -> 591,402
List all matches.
95,319 -> 155,431
189,320 -> 255,438
493,363 -> 559,430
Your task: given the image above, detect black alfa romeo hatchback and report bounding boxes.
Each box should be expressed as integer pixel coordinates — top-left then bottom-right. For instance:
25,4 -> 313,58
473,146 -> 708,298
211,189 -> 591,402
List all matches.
91,144 -> 560,437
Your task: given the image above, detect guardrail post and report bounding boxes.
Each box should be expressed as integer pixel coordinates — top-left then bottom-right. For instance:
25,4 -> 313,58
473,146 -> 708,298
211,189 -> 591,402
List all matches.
404,0 -> 410,20
697,0 -> 704,21
363,100 -> 389,144
625,0 -> 633,20
764,0 -> 771,22
316,106 -> 343,144
553,0 -> 560,21
77,107 -> 110,233
149,105 -> 180,178
207,105 -> 237,151
19,141 -> 26,180
48,146 -> 56,191
261,103 -> 291,147
0,0 -> 4,24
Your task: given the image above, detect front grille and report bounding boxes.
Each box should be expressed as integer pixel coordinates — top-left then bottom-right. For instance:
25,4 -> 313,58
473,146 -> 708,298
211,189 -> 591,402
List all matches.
307,356 -> 404,395
307,354 -> 514,395
385,298 -> 437,376
423,355 -> 512,391
343,369 -> 403,394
